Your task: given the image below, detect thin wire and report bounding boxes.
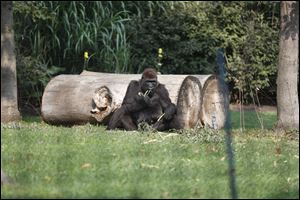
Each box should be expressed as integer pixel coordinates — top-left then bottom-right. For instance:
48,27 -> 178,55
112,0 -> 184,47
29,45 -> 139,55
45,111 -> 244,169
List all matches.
250,86 -> 264,129
239,89 -> 242,132
241,89 -> 245,131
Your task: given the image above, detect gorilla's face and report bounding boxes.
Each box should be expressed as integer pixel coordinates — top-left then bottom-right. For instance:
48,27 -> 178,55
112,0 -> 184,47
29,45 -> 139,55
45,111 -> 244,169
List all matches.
140,68 -> 158,96
141,78 -> 157,95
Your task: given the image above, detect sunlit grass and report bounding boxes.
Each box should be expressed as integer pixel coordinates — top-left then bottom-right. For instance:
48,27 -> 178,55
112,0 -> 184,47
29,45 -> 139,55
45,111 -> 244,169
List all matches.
1,111 -> 298,199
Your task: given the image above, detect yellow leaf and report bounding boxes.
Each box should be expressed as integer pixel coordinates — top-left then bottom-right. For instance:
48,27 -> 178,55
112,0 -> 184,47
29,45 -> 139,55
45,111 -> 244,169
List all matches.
84,51 -> 89,60
158,48 -> 163,54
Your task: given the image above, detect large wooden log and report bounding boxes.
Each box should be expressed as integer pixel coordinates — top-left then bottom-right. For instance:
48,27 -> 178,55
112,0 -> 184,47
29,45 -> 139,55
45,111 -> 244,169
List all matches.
41,71 -> 228,129
41,71 -> 203,128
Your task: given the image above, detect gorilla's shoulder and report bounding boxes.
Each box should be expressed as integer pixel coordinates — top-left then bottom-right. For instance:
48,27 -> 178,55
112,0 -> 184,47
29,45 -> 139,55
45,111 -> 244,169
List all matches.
157,83 -> 168,92
157,83 -> 167,89
128,80 -> 139,86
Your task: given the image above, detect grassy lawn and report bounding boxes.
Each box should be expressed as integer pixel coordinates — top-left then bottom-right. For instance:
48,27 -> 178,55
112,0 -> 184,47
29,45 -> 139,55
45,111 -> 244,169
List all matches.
230,110 -> 277,129
1,111 -> 299,198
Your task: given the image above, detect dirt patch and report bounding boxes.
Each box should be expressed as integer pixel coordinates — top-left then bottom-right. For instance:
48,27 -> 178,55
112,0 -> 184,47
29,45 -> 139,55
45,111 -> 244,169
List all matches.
230,104 -> 277,113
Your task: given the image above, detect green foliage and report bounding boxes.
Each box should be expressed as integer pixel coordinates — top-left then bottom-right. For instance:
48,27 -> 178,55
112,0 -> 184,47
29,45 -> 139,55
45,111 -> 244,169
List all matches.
126,2 -> 217,74
126,1 -> 280,103
16,55 -> 63,113
13,1 -> 131,74
13,1 -> 133,109
218,2 -> 280,103
12,1 -> 280,113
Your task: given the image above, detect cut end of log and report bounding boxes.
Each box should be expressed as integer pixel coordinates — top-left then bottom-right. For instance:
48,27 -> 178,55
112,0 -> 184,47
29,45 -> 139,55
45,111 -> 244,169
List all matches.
201,76 -> 229,129
175,76 -> 202,129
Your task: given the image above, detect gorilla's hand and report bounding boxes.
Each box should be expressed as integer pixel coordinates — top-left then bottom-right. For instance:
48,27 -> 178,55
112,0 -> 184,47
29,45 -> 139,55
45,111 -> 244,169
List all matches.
143,94 -> 151,105
164,112 -> 172,120
164,105 -> 176,120
137,90 -> 152,105
135,93 -> 145,103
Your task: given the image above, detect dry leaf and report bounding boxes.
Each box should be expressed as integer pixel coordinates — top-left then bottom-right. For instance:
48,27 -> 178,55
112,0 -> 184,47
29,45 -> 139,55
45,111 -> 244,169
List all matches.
44,176 -> 52,181
142,139 -> 158,144
81,163 -> 92,169
141,163 -> 159,169
274,147 -> 281,155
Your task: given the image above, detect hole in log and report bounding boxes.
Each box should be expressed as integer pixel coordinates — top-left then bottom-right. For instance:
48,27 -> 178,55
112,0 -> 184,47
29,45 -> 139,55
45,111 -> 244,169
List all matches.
91,86 -> 113,122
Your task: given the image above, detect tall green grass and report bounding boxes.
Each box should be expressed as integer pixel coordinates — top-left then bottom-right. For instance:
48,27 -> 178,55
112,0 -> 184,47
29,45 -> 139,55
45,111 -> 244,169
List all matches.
13,1 -> 175,74
1,111 -> 298,198
14,1 -> 132,73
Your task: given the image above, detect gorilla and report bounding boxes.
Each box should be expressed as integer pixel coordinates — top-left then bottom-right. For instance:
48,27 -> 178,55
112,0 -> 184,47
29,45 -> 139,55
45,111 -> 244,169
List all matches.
107,68 -> 177,131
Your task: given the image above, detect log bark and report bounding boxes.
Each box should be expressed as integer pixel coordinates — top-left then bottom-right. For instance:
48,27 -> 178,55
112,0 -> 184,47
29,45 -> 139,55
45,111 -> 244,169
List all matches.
41,71 -> 227,129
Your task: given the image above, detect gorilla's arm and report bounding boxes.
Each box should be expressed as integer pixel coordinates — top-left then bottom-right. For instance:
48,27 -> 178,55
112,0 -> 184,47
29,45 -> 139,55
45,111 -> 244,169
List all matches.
123,80 -> 160,111
156,84 -> 176,120
122,80 -> 146,113
107,81 -> 142,130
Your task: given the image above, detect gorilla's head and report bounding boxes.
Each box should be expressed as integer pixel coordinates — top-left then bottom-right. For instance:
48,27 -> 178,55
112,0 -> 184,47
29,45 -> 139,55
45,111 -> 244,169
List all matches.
140,68 -> 158,95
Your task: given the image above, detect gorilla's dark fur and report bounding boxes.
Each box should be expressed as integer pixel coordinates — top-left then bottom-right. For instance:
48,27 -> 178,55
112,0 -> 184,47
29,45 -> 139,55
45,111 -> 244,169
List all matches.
107,68 -> 176,131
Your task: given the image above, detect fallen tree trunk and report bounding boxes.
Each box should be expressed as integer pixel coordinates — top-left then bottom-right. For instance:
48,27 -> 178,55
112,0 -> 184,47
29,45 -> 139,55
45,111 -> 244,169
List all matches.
41,70 -> 228,129
42,71 -> 203,128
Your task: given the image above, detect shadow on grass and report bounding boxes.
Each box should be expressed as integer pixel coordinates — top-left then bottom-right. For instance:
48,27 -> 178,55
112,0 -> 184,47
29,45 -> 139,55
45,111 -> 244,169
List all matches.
21,115 -> 42,123
19,111 -> 277,130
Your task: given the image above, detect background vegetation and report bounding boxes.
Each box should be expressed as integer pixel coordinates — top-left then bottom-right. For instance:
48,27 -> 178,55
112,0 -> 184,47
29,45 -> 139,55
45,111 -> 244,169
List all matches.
12,1 -> 280,114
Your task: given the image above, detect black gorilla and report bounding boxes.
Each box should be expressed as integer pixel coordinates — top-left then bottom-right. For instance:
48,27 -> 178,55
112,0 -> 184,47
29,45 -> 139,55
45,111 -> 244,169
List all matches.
107,68 -> 176,131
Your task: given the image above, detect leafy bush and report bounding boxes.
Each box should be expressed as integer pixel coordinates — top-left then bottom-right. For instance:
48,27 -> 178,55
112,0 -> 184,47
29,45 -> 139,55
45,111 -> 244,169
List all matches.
126,4 -> 217,74
16,55 -> 62,114
126,1 -> 280,103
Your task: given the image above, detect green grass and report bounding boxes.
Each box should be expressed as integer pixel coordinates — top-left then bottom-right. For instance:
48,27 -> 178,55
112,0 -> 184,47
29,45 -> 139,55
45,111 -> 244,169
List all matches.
230,110 -> 277,129
1,112 -> 299,199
